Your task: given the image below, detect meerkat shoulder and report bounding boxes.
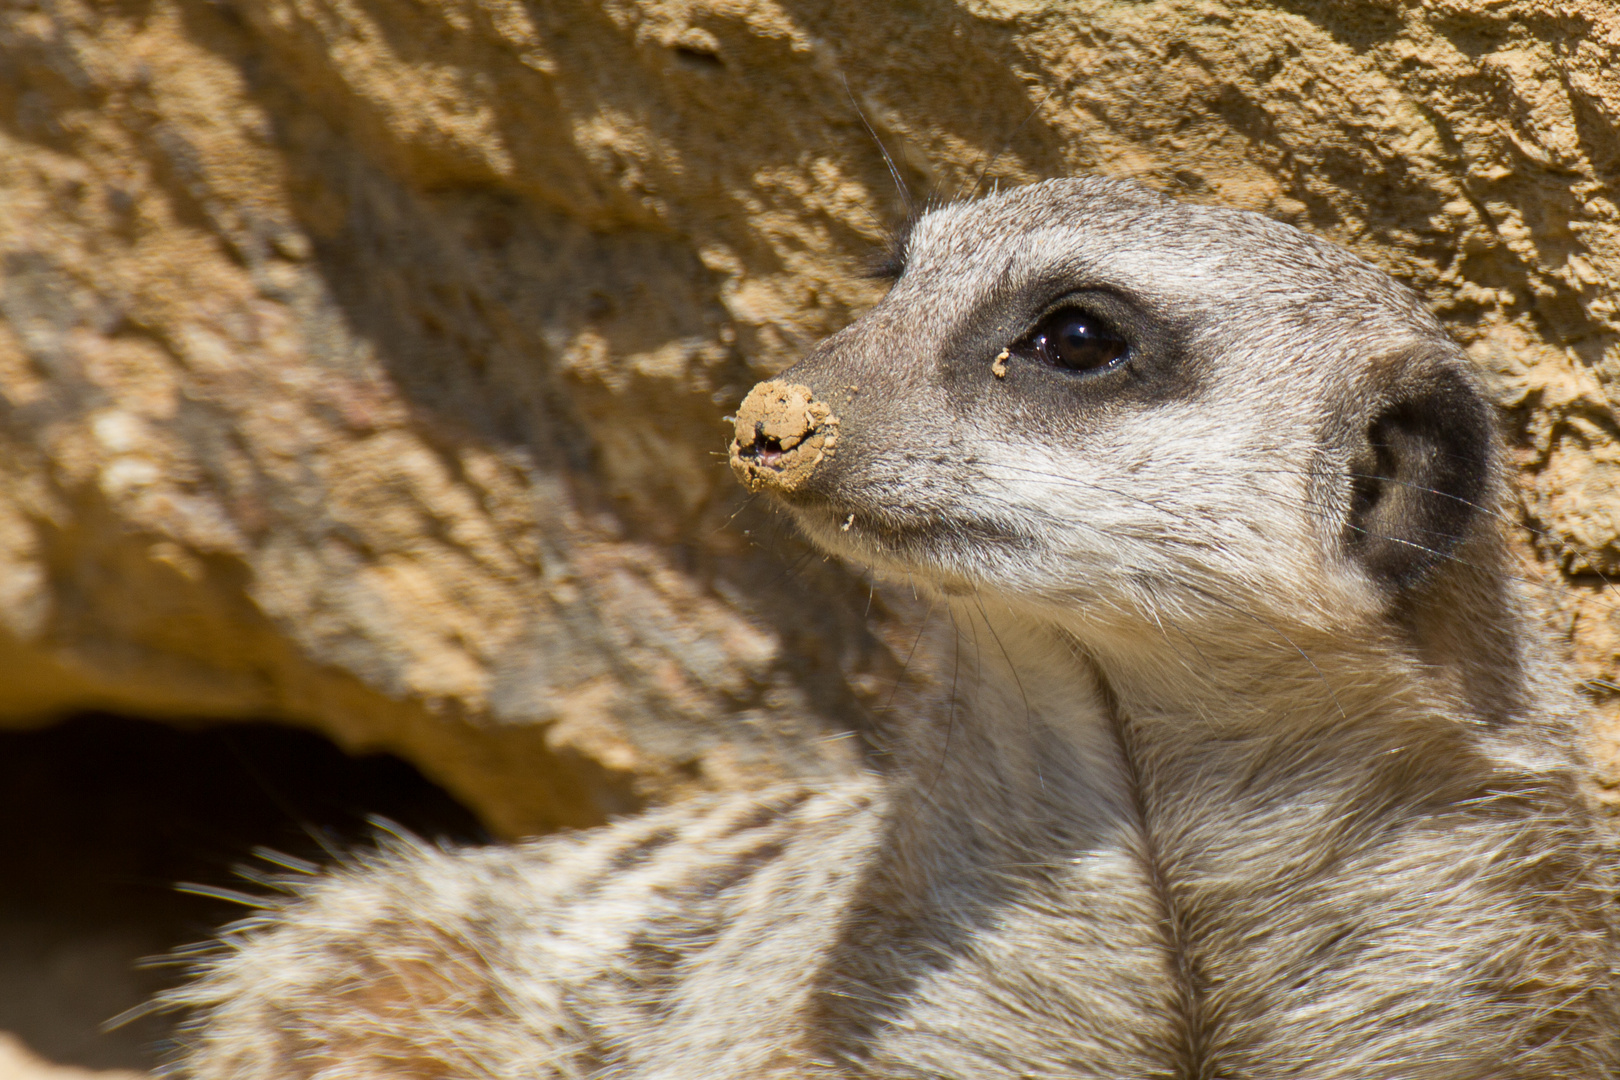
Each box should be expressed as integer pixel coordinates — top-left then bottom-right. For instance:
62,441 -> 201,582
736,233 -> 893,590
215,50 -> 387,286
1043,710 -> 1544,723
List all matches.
171,784 -> 883,1077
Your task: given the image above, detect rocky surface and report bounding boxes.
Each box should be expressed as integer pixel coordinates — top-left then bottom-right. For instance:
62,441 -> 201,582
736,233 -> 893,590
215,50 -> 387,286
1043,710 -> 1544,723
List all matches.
0,1033 -> 142,1080
0,0 -> 1617,860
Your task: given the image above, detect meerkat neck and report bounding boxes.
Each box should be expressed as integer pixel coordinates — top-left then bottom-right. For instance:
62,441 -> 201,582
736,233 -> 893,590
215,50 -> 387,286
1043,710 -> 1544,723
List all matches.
902,588 -> 1562,836
922,595 -> 1453,767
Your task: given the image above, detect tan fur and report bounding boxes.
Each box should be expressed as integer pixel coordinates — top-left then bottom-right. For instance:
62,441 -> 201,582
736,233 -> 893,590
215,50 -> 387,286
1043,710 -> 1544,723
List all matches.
168,177 -> 1620,1078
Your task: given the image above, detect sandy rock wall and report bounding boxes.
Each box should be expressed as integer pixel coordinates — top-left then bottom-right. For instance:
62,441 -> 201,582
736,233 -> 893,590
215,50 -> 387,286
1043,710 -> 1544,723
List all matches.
0,0 -> 1617,835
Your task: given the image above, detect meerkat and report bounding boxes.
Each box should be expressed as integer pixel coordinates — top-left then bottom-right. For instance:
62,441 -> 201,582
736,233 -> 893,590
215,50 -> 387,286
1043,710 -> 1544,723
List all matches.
167,176 -> 1620,1078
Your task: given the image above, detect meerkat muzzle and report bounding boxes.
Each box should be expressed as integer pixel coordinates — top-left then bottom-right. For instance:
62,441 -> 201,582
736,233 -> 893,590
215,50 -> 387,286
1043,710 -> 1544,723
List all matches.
728,380 -> 840,493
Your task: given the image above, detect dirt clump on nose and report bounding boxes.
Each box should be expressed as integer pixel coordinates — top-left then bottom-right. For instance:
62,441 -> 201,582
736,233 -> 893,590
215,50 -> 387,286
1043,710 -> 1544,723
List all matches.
728,380 -> 840,494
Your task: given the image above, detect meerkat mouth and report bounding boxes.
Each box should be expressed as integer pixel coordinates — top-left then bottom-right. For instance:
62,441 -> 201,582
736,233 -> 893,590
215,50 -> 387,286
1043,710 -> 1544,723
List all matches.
729,376 -> 1035,576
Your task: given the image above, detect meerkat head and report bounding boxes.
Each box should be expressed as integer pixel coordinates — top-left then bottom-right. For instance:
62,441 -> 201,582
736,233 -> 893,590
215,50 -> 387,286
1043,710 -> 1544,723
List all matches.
730,176 -> 1497,644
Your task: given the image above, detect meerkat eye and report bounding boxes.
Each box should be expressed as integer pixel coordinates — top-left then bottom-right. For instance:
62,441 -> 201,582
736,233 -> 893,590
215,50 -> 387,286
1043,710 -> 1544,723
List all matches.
1021,308 -> 1128,373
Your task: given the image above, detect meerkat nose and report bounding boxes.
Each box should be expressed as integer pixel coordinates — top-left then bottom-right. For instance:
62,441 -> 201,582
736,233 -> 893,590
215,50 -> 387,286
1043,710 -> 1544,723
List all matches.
728,379 -> 840,494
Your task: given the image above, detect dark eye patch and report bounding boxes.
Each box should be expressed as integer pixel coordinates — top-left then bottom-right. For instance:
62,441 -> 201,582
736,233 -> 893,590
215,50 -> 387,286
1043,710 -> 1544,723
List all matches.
1014,307 -> 1128,373
933,278 -> 1196,415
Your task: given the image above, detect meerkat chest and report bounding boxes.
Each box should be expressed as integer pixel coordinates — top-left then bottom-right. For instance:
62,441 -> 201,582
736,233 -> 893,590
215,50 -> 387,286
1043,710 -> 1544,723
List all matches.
617,814 -> 1180,1079
589,742 -> 1178,1076
832,843 -> 1185,1078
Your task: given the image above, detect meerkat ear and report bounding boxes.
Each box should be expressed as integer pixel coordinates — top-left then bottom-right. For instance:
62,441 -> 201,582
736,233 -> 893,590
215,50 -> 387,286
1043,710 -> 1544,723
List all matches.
1345,359 -> 1495,591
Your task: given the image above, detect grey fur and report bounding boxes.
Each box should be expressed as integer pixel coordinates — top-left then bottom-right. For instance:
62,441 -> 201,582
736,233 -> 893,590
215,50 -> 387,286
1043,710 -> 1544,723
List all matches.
169,176 -> 1620,1078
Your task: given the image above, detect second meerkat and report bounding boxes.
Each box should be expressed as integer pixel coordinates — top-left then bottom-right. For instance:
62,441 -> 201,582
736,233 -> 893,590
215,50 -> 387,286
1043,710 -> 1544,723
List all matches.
173,176 -> 1620,1078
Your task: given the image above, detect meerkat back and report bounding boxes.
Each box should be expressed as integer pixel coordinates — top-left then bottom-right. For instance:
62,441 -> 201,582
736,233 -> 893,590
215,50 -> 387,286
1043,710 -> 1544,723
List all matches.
171,177 -> 1620,1079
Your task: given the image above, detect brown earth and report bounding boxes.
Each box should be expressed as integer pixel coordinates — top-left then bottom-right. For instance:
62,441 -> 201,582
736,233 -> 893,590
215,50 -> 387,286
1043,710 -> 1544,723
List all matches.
0,1033 -> 142,1080
0,0 -> 1618,1070
729,380 -> 838,493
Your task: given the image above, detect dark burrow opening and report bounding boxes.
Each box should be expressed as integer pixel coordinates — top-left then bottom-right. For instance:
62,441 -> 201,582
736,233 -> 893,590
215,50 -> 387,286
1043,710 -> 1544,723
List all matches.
0,713 -> 488,1073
